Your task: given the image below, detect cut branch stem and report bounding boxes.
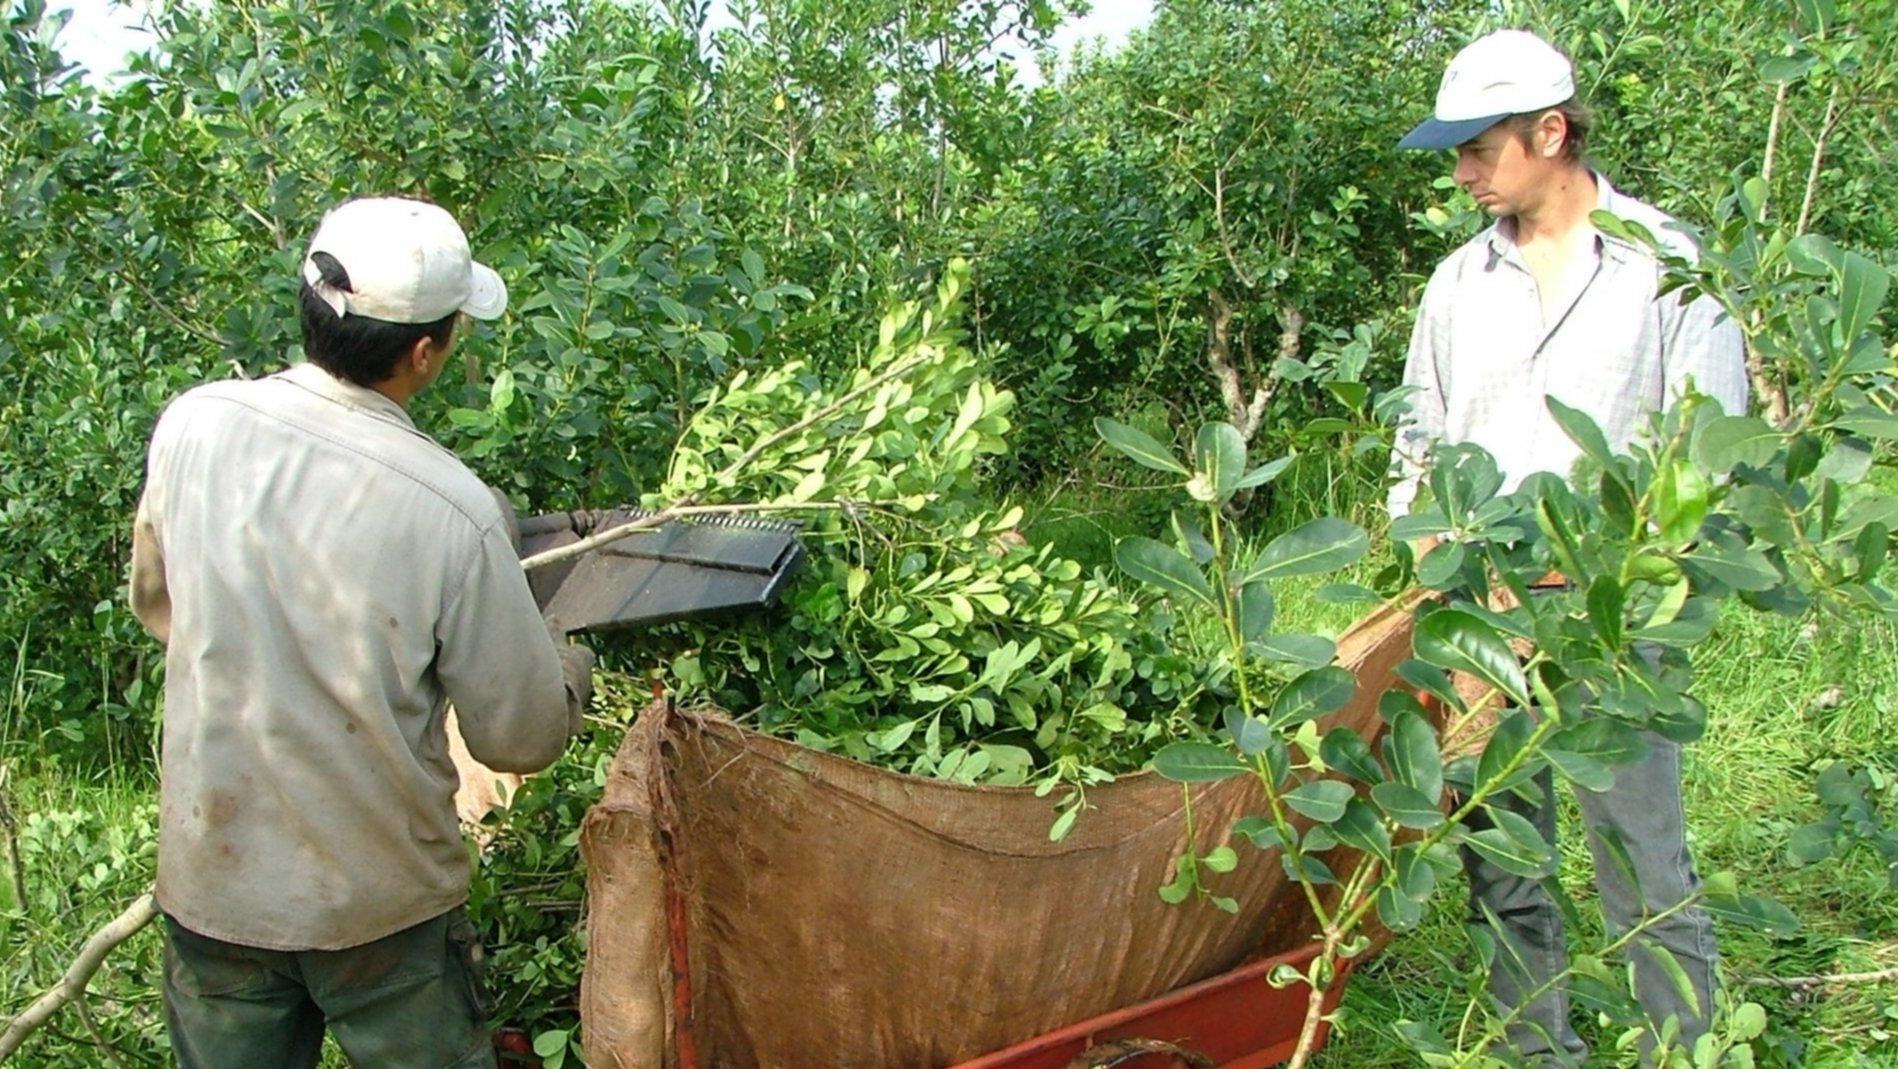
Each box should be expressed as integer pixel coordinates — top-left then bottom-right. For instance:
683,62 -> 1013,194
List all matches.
0,894 -> 160,1063
522,353 -> 931,571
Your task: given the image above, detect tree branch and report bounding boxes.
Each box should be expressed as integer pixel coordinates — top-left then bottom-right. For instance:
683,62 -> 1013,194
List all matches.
1797,81 -> 1843,235
0,894 -> 160,1062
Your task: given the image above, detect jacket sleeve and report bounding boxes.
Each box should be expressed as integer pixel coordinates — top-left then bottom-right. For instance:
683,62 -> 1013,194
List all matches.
1387,267 -> 1452,519
129,489 -> 172,646
433,525 -> 583,774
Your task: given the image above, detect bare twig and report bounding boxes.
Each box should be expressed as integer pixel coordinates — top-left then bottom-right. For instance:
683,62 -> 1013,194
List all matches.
0,766 -> 27,914
119,273 -> 224,349
1745,965 -> 1898,989
0,894 -> 160,1061
522,354 -> 931,571
1212,168 -> 1257,290
1761,81 -> 1789,194
1796,81 -> 1843,235
70,994 -> 132,1069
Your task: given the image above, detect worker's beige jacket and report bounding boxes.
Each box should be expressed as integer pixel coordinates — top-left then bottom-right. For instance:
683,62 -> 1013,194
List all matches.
132,362 -> 577,950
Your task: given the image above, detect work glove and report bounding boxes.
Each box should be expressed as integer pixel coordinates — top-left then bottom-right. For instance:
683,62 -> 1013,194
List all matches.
546,614 -> 595,736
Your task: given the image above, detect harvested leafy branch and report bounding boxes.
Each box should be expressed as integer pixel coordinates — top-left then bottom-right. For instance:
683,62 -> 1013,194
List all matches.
606,264 -> 1239,804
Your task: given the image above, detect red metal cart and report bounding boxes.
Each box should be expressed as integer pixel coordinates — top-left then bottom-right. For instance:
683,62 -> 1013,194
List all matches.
951,942 -> 1342,1069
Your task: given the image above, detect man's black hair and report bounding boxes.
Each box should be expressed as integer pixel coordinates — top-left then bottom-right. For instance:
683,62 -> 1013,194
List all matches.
299,251 -> 456,387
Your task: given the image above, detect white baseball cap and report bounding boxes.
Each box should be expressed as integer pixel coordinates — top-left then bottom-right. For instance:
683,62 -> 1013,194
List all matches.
301,197 -> 507,323
1398,30 -> 1575,150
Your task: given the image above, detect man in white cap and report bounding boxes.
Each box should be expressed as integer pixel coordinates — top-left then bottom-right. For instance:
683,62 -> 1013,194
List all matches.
1389,29 -> 1746,1067
130,197 -> 593,1068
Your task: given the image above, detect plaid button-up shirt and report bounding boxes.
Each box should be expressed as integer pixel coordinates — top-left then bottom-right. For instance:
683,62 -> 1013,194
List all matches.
1387,175 -> 1748,518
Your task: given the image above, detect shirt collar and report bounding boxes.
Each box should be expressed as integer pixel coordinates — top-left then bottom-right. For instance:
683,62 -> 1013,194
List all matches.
1481,170 -> 1637,267
276,362 -> 421,433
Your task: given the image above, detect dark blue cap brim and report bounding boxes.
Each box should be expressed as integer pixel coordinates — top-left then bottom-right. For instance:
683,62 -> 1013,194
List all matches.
1397,113 -> 1511,150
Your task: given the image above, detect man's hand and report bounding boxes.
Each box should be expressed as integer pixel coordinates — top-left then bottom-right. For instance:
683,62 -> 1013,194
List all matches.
544,614 -> 595,735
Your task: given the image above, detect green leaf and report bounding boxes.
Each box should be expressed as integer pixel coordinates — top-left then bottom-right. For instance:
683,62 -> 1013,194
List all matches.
1150,741 -> 1246,783
1837,251 -> 1891,345
1171,510 -> 1215,564
1233,816 -> 1283,851
1465,822 -> 1550,878
1115,537 -> 1217,608
1234,455 -> 1296,490
1383,710 -> 1444,803
1475,710 -> 1540,797
1635,942 -> 1703,1020
1832,408 -> 1898,439
1269,666 -> 1357,729
1394,845 -> 1439,901
1786,822 -> 1836,864
1332,799 -> 1392,860
1758,51 -> 1818,85
1656,459 -> 1711,545
1371,781 -> 1445,830
1250,633 -> 1337,668
1048,807 -> 1078,842
1320,727 -> 1383,785
1395,661 -> 1462,713
1701,873 -> 1800,935
533,1029 -> 570,1058
1376,884 -> 1425,931
1203,845 -> 1239,873
488,367 -> 518,416
1682,540 -> 1781,591
1691,415 -> 1780,473
1786,233 -> 1842,276
1547,718 -> 1648,768
1238,581 -> 1274,641
1586,576 -> 1624,652
1287,854 -> 1338,886
1283,780 -> 1354,823
1095,418 -> 1187,475
1547,396 -> 1618,470
1223,707 -> 1273,757
1414,609 -> 1528,704
1854,522 -> 1888,581
1195,422 -> 1248,500
1241,518 -> 1369,583
1545,747 -> 1615,792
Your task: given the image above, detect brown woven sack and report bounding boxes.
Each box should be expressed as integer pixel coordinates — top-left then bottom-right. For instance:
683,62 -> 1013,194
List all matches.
578,599 -> 1419,1069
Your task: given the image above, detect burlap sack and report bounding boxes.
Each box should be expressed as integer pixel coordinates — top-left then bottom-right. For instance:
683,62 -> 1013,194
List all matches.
577,600 -> 1419,1069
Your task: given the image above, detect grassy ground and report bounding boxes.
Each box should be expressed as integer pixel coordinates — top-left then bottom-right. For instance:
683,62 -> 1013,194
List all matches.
1316,604 -> 1898,1068
3,475 -> 1894,1066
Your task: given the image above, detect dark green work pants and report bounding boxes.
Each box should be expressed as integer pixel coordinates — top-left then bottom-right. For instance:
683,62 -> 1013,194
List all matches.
161,908 -> 498,1069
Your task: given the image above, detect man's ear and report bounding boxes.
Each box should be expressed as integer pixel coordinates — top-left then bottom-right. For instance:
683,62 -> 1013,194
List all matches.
1537,109 -> 1569,159
402,333 -> 435,379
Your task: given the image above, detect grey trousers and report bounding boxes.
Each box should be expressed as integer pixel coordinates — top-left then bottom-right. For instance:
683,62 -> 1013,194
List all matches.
1461,725 -> 1721,1066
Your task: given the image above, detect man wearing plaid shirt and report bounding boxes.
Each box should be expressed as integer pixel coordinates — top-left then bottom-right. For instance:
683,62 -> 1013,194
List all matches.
1389,29 -> 1747,1067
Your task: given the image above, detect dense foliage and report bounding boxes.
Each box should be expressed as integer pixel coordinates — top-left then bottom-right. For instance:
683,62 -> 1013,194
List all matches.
4,0 -> 1896,1066
7,0 -> 1893,762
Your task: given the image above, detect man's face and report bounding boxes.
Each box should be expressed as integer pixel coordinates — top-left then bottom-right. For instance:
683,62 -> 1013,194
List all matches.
1451,121 -> 1552,217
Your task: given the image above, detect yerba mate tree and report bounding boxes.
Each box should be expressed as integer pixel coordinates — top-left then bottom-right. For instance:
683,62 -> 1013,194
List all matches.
1112,186 -> 1894,1068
